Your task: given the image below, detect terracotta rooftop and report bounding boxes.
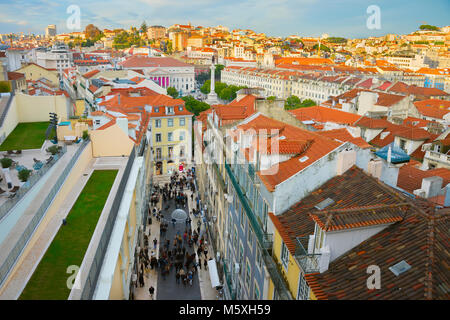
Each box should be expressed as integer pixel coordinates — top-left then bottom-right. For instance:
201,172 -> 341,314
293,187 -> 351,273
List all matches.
317,129 -> 371,149
119,56 -> 192,68
304,198 -> 449,300
268,166 -> 405,254
397,164 -> 450,194
235,114 -> 342,191
289,106 -> 362,126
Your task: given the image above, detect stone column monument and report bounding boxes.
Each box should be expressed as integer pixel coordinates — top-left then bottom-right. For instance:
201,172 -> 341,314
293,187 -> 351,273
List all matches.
205,56 -> 219,105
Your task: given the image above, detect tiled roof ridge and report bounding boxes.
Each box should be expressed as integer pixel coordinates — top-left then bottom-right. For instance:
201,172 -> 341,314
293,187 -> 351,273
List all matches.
313,203 -> 410,214
310,203 -> 410,231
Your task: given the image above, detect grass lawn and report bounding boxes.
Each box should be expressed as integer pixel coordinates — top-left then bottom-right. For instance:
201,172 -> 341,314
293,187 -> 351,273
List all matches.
0,122 -> 54,151
19,170 -> 118,300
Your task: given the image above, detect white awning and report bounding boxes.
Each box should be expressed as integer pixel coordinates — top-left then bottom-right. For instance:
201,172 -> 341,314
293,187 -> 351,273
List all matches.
208,259 -> 221,288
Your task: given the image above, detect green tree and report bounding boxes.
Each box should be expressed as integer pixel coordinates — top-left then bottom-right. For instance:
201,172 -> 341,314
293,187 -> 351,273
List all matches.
140,21 -> 148,34
285,95 -> 301,110
267,96 -> 276,101
181,96 -> 210,116
215,64 -> 225,80
313,44 -> 331,52
300,99 -> 316,108
200,80 -> 211,94
419,25 -> 439,31
167,87 -> 179,99
219,87 -> 233,101
214,82 -> 228,96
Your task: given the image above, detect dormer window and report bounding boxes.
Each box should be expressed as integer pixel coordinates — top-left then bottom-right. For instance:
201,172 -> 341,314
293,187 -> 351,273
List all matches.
167,107 -> 174,114
178,106 -> 183,111
154,107 -> 159,113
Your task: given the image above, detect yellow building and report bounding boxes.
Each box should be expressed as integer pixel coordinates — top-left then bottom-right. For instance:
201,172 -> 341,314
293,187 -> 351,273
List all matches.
187,35 -> 204,48
92,139 -> 153,300
16,63 -> 59,87
150,104 -> 193,175
266,215 -> 314,300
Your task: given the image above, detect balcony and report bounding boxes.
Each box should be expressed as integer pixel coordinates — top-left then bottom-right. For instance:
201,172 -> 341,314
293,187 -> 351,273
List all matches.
295,236 -> 321,274
425,150 -> 450,166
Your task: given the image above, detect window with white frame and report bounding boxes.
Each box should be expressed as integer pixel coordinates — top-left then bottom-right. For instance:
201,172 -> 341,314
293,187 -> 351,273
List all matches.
179,117 -> 185,126
168,118 -> 174,127
245,260 -> 251,290
168,132 -> 173,141
297,274 -> 310,300
254,281 -> 260,300
281,241 -> 289,270
156,133 -> 162,142
247,226 -> 253,250
155,119 -> 161,128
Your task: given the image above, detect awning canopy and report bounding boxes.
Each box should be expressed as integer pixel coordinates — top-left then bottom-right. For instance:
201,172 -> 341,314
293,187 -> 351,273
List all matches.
207,259 -> 221,288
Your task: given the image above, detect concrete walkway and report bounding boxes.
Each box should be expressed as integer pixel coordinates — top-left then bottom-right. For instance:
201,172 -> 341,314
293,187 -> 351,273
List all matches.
134,170 -> 218,301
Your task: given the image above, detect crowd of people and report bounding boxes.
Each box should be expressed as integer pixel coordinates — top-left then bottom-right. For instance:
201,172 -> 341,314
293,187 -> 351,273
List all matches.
132,168 -> 213,299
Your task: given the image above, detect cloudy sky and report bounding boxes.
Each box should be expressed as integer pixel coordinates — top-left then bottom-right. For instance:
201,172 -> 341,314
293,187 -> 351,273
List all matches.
0,0 -> 449,38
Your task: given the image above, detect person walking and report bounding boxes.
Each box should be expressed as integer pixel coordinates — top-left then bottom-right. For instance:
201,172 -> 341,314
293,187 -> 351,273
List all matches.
139,272 -> 145,287
149,286 -> 155,300
188,271 -> 193,286
198,257 -> 202,270
203,247 -> 208,260
203,259 -> 208,270
153,238 -> 158,250
176,270 -> 180,284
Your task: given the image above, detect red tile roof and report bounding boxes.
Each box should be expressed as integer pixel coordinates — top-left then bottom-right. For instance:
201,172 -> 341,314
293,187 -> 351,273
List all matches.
318,129 -> 371,149
119,56 -> 192,68
268,166 -> 406,255
83,69 -> 101,79
397,164 -> 450,194
304,198 -> 449,300
289,106 -> 361,126
235,115 -> 342,191
414,100 -> 450,120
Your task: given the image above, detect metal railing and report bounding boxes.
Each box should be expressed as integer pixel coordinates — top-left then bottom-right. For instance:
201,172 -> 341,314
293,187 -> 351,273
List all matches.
295,236 -> 321,274
0,140 -> 89,287
0,146 -> 68,222
0,92 -> 15,127
223,260 -> 236,300
80,147 -> 136,300
224,162 -> 292,300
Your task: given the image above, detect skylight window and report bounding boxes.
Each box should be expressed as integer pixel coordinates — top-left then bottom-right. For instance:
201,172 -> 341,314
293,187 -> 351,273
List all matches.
314,198 -> 335,210
299,156 -> 309,163
389,260 -> 411,276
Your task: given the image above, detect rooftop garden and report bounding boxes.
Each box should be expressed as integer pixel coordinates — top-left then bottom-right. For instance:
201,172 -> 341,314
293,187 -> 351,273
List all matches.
19,170 -> 118,300
0,122 -> 54,151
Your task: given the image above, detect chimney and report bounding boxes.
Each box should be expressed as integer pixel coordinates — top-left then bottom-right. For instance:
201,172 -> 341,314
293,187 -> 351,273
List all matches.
367,159 -> 382,179
118,93 -> 121,105
336,149 -> 356,175
421,176 -> 443,199
444,185 -> 450,207
318,245 -> 331,273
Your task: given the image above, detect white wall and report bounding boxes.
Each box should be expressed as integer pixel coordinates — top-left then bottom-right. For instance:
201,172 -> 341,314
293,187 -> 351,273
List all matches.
325,225 -> 390,262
